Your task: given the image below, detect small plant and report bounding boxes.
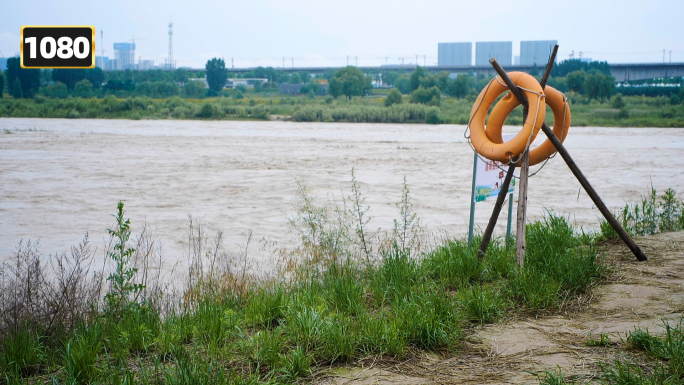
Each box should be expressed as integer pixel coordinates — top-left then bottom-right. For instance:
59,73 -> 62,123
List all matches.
320,317 -> 357,363
349,168 -> 373,265
237,327 -> 287,371
245,286 -> 288,327
460,284 -> 505,324
393,176 -> 419,254
585,332 -> 612,347
63,323 -> 104,385
0,327 -> 45,376
281,347 -> 311,379
529,366 -> 573,384
105,202 -> 145,315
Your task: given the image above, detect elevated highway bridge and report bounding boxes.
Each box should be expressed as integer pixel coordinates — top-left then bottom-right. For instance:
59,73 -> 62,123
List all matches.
202,62 -> 684,82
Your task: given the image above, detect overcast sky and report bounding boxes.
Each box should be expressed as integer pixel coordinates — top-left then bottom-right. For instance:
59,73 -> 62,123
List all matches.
2,0 -> 683,69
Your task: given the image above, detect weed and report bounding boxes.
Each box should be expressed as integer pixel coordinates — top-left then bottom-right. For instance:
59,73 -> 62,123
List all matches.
245,286 -> 288,327
320,317 -> 357,363
0,327 -> 45,376
63,322 -> 104,385
165,346 -> 228,385
530,366 -> 573,384
459,284 -> 506,324
322,262 -> 363,315
586,332 -> 612,347
422,240 -> 484,288
358,312 -> 407,356
281,347 -> 312,379
285,306 -> 324,352
509,267 -> 562,312
237,327 -> 287,371
105,202 -> 145,315
371,244 -> 419,304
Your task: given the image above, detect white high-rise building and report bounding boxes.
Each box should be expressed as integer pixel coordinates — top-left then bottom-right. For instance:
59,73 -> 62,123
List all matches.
438,42 -> 472,66
475,41 -> 512,66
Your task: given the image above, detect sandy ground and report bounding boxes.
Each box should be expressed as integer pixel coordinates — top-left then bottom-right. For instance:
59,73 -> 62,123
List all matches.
1,118 -> 684,270
316,231 -> 684,384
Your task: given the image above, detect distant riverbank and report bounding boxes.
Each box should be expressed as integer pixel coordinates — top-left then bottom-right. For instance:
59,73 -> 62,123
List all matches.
1,92 -> 683,127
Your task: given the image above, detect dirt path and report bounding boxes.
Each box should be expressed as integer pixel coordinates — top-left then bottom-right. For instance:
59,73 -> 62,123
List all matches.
317,231 -> 684,384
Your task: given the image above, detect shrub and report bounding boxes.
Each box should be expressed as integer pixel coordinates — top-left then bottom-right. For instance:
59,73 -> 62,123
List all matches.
384,88 -> 403,107
426,107 -> 441,124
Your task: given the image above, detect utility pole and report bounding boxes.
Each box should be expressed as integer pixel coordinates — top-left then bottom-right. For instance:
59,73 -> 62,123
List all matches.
291,57 -> 294,68
423,55 -> 426,66
579,51 -> 583,60
231,58 -> 234,68
670,50 -> 672,63
664,49 -> 666,63
415,54 -> 418,65
384,57 -> 389,64
355,56 -> 357,66
347,56 -> 349,66
569,50 -> 574,60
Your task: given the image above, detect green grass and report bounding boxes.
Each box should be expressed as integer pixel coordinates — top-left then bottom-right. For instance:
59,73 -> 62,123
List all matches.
3,183 -> 683,384
597,320 -> 684,384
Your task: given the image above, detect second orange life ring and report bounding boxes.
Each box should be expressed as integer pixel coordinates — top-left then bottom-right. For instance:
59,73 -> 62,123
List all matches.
485,85 -> 571,166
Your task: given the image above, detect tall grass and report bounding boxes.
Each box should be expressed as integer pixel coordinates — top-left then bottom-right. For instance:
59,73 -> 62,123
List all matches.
5,180 -> 674,384
601,187 -> 684,241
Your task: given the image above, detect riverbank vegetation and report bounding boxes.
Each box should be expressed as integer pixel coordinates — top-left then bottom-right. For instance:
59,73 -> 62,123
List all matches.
2,178 -> 683,384
1,57 -> 683,126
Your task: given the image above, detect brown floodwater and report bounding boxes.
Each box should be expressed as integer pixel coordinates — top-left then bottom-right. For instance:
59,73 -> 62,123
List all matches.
1,118 -> 683,269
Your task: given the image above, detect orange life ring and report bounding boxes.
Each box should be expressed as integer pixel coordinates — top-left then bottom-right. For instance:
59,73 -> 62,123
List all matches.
485,85 -> 570,166
469,72 -> 546,163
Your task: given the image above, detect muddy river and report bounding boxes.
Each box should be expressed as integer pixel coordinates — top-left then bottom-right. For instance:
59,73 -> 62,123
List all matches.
2,118 -> 683,269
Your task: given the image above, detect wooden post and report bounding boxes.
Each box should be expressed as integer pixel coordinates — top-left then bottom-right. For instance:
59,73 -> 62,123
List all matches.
489,56 -> 647,262
516,145 -> 529,268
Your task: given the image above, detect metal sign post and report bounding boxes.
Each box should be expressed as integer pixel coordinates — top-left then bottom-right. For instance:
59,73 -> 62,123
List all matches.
468,144 -> 516,248
468,151 -> 477,246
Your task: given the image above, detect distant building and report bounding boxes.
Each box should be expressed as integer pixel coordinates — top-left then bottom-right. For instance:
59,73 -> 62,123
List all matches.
476,41 -> 512,66
226,78 -> 268,88
113,42 -> 136,70
96,56 -> 109,69
438,42 -> 472,66
106,59 -> 119,71
188,77 -> 208,86
138,60 -> 155,70
520,40 -> 557,65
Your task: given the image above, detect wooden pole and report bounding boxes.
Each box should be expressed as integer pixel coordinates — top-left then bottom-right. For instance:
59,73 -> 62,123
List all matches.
488,56 -> 648,262
516,144 -> 529,268
538,122 -> 647,261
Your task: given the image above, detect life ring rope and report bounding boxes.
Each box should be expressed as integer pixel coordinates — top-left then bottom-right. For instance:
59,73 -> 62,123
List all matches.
465,91 -> 569,179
